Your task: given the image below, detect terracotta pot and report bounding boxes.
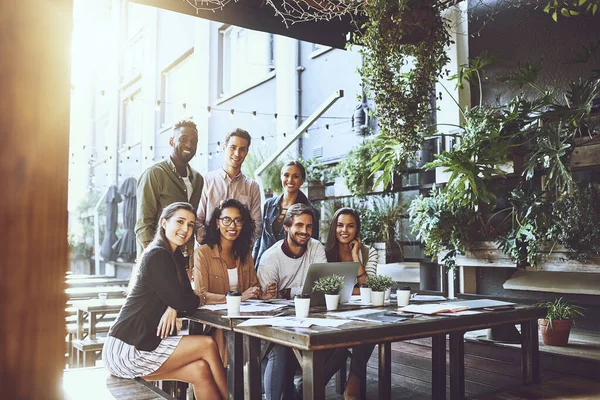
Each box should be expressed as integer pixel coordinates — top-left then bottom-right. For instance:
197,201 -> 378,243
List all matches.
538,318 -> 573,346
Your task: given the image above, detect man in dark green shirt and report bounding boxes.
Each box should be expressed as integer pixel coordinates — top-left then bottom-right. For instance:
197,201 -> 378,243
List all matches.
135,120 -> 204,256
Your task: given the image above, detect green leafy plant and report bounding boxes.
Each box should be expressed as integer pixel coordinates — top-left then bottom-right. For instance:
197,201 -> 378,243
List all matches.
68,190 -> 104,259
262,159 -> 285,194
355,194 -> 405,249
542,0 -> 599,21
336,138 -> 380,197
356,0 -> 451,186
537,297 -> 585,329
494,189 -> 558,268
552,182 -> 600,261
409,186 -> 479,270
366,274 -> 394,292
313,274 -> 346,295
300,157 -> 325,182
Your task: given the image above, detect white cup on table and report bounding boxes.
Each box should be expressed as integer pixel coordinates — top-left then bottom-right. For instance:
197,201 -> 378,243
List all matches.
359,285 -> 372,304
397,286 -> 411,307
294,294 -> 311,318
226,291 -> 242,316
98,292 -> 107,306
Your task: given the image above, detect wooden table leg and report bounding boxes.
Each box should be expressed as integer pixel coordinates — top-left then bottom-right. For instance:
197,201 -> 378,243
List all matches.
432,334 -> 446,400
521,320 -> 540,384
76,310 -> 84,340
449,332 -> 465,400
243,335 -> 261,400
89,311 -> 97,340
378,342 -> 392,400
302,350 -> 325,400
226,331 -> 244,400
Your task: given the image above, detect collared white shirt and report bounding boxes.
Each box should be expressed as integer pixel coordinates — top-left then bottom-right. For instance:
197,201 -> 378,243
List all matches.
196,168 -> 262,243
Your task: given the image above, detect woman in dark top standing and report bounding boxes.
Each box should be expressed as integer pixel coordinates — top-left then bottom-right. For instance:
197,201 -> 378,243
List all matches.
103,202 -> 227,400
252,160 -> 320,267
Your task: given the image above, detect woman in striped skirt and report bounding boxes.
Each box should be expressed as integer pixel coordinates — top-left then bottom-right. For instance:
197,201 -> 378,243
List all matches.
325,207 -> 378,400
103,202 -> 227,400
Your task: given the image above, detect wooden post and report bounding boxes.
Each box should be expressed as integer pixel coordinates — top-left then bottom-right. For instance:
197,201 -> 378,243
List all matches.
0,1 -> 72,398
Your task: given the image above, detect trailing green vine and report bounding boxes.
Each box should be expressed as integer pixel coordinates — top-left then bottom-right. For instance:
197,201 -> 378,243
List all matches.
357,0 -> 452,186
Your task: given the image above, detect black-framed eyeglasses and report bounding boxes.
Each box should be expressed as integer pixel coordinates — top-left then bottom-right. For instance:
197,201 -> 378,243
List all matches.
218,217 -> 244,227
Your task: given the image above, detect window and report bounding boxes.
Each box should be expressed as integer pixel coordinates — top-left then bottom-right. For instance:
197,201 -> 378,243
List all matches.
161,51 -> 195,127
310,43 -> 332,58
220,26 -> 274,95
121,2 -> 144,83
120,90 -> 143,147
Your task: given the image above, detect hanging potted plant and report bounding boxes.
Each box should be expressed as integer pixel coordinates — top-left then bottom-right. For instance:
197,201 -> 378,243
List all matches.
313,274 -> 346,310
537,297 -> 585,346
357,0 -> 452,188
366,274 -> 394,306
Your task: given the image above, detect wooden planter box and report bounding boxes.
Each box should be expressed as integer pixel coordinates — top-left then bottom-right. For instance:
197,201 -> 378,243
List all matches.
438,242 -> 600,273
305,181 -> 325,200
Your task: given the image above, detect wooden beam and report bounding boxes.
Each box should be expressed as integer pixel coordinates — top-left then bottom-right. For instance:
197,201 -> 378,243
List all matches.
0,0 -> 72,398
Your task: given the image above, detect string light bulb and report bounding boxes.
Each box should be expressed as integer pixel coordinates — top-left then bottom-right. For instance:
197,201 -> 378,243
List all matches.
155,100 -> 161,112
274,113 -> 278,120
206,106 -> 212,118
304,130 -> 310,138
230,109 -> 235,119
182,103 -> 187,110
215,141 -> 221,151
252,111 -> 257,120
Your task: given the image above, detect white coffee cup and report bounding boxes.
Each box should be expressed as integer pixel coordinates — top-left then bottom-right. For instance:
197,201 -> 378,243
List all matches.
98,293 -> 107,306
397,286 -> 411,307
294,294 -> 311,318
384,287 -> 391,301
226,291 -> 242,316
360,285 -> 372,304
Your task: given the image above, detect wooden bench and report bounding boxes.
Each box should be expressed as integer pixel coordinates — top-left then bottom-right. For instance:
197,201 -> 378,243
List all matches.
63,366 -> 175,399
469,376 -> 600,399
66,321 -> 113,367
72,338 -> 106,367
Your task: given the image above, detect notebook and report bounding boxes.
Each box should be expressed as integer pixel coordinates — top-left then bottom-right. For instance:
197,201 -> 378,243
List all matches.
400,299 -> 516,315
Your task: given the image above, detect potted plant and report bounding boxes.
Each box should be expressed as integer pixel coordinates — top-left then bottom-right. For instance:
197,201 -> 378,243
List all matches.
537,297 -> 585,346
357,0 -> 452,187
301,157 -> 326,200
313,274 -> 346,310
366,275 -> 394,306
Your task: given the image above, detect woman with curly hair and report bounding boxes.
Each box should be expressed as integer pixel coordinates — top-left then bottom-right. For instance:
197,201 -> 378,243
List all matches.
194,198 -> 276,364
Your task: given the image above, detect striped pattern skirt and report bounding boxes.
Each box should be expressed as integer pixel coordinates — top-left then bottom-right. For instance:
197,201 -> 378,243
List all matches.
102,334 -> 183,379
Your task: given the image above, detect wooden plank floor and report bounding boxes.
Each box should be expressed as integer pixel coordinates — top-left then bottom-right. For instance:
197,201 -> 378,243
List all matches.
323,329 -> 600,399
63,367 -> 174,400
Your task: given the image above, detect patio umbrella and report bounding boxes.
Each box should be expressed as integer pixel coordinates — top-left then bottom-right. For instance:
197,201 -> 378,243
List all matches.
112,177 -> 137,262
100,185 -> 122,261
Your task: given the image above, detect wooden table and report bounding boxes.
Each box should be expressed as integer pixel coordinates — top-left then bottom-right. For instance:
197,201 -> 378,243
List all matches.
66,277 -> 129,288
72,298 -> 126,340
230,304 -> 545,400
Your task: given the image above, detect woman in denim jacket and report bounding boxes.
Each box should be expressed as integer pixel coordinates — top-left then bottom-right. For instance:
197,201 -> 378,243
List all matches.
252,160 -> 320,268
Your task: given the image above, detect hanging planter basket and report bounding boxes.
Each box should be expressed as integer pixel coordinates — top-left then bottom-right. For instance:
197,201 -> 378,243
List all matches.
380,5 -> 438,45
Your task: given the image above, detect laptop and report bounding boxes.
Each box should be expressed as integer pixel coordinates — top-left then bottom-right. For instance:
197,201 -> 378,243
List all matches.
300,262 -> 360,306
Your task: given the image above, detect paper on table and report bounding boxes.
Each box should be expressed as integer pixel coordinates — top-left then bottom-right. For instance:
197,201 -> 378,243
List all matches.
329,309 -> 387,318
237,317 -> 349,328
198,302 -> 287,312
400,304 -> 469,315
437,310 -> 482,316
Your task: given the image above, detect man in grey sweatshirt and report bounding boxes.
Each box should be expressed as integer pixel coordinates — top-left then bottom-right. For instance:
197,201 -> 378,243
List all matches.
257,203 -> 326,399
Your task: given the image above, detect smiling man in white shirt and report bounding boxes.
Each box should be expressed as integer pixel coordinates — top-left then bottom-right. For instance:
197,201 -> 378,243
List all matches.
196,128 -> 262,244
